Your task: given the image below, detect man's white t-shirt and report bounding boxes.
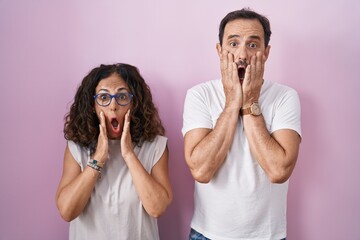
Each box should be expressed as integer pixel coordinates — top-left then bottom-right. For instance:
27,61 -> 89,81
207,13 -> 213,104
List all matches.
182,79 -> 301,240
68,135 -> 167,240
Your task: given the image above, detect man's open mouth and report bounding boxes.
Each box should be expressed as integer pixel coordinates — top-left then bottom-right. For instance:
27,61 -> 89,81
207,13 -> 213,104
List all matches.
237,60 -> 248,80
237,67 -> 245,80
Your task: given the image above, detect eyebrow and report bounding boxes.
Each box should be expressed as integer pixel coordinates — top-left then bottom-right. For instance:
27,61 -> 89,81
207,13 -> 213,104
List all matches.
97,87 -> 129,93
227,34 -> 261,41
248,35 -> 261,41
227,34 -> 240,40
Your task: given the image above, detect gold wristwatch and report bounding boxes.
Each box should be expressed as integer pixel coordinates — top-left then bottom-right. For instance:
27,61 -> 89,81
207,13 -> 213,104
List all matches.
241,102 -> 261,116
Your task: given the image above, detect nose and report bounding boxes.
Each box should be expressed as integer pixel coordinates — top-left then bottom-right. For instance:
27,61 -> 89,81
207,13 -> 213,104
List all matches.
235,44 -> 248,62
109,96 -> 118,111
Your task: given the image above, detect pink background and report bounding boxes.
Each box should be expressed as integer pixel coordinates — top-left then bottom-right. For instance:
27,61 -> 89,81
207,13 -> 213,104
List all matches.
1,1 -> 359,239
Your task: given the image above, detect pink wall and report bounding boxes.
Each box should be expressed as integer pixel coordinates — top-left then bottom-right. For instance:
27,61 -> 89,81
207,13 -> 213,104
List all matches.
1,1 -> 359,239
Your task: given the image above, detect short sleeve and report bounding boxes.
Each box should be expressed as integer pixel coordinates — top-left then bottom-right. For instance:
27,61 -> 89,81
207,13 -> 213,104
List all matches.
67,141 -> 88,171
182,87 -> 213,136
152,136 -> 168,167
136,135 -> 168,172
271,89 -> 302,137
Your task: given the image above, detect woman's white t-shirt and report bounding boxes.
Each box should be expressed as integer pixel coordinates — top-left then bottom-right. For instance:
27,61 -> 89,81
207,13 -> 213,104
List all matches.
68,135 -> 167,240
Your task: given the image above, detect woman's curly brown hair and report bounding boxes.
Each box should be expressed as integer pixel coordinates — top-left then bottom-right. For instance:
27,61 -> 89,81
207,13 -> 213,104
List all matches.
64,63 -> 165,154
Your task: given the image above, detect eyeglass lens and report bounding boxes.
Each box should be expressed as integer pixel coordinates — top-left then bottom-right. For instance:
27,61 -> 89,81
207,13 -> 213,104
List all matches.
95,93 -> 132,106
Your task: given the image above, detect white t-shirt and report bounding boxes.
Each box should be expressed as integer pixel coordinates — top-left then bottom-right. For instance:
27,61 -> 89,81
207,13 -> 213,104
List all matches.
68,135 -> 167,240
182,79 -> 301,240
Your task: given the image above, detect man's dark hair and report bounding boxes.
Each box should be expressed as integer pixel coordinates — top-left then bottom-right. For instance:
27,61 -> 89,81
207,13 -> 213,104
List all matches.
218,8 -> 272,47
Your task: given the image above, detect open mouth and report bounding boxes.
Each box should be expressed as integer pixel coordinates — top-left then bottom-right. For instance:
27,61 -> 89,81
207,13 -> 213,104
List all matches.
237,67 -> 245,80
236,60 -> 248,81
111,118 -> 119,129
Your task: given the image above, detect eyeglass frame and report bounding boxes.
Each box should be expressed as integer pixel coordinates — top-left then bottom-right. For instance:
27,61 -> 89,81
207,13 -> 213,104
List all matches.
93,92 -> 134,107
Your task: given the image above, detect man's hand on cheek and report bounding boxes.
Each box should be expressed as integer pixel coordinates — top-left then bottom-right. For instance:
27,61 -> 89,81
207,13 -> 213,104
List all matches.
220,49 -> 243,110
242,51 -> 265,107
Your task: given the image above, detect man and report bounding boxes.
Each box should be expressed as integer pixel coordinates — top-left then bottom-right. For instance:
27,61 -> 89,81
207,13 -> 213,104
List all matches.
182,8 -> 301,240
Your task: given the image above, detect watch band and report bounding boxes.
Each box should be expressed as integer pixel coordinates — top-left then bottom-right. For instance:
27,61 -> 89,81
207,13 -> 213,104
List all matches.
241,102 -> 261,116
241,107 -> 252,115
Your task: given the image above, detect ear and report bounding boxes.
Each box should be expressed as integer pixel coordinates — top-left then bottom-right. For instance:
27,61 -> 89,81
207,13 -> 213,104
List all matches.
216,43 -> 222,58
264,45 -> 271,61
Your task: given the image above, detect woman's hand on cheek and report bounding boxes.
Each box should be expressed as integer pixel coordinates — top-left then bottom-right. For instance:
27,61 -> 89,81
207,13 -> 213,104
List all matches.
94,111 -> 109,164
121,109 -> 134,160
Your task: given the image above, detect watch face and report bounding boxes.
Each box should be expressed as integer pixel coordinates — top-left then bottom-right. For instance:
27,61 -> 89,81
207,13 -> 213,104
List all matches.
251,103 -> 261,115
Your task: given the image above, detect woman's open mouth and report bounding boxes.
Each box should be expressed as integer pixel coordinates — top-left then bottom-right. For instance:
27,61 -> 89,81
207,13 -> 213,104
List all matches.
109,118 -> 120,135
106,116 -> 122,138
109,117 -> 121,137
111,118 -> 119,129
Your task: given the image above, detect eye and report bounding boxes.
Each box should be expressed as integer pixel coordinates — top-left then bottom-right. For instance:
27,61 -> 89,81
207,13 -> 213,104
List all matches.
116,93 -> 129,101
249,43 -> 257,48
230,42 -> 238,47
99,93 -> 110,101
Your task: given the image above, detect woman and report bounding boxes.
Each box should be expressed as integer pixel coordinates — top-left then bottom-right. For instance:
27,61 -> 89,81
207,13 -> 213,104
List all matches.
56,63 -> 172,240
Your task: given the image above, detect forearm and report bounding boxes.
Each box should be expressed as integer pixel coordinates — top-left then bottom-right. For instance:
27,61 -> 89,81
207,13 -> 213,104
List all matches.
187,106 -> 239,182
242,114 -> 295,183
124,154 -> 171,218
56,167 -> 98,221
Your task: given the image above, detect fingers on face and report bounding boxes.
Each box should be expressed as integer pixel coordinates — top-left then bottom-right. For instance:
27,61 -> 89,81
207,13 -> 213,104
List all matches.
220,49 -> 229,71
244,64 -> 251,83
256,51 -> 264,76
123,109 -> 131,131
248,54 -> 255,81
126,109 -> 131,124
220,49 -> 238,81
248,51 -> 265,80
99,111 -> 107,136
99,111 -> 105,126
227,52 -> 237,79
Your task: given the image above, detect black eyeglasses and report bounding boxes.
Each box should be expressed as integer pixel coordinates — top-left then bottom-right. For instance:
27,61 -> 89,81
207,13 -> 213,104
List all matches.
93,92 -> 133,107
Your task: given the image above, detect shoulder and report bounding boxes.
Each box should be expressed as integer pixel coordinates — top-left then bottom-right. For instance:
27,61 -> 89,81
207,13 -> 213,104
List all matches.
187,79 -> 222,94
141,135 -> 168,150
262,80 -> 299,104
185,79 -> 223,103
152,135 -> 168,146
264,80 -> 298,95
67,141 -> 82,155
137,135 -> 168,167
66,141 -> 89,168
